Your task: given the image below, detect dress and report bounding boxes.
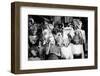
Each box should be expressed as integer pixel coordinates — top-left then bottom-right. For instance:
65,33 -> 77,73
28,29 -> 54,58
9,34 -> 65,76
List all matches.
60,27 -> 74,59
61,44 -> 73,59
71,29 -> 85,58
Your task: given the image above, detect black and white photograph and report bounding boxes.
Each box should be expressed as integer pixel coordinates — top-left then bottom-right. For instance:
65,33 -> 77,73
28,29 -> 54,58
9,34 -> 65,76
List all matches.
11,2 -> 97,73
28,15 -> 88,60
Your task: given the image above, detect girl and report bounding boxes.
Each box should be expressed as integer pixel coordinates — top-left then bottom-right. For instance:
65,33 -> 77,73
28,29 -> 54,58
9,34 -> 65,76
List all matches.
60,23 -> 74,59
72,19 -> 85,59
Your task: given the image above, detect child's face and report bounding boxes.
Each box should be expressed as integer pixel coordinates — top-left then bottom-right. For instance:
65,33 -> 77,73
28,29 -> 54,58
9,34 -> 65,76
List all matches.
73,19 -> 82,30
55,32 -> 63,46
29,35 -> 37,44
48,24 -> 54,30
78,22 -> 82,29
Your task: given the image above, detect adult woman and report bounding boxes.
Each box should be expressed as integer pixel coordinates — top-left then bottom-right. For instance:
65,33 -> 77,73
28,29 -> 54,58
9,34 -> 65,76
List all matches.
72,19 -> 85,59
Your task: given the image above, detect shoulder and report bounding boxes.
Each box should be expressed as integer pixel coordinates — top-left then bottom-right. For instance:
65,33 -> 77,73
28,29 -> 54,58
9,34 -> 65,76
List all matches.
77,29 -> 85,33
81,30 -> 85,34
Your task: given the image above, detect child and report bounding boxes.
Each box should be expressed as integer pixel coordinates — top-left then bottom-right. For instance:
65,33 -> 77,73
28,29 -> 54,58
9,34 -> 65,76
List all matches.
72,19 -> 85,59
60,23 -> 74,59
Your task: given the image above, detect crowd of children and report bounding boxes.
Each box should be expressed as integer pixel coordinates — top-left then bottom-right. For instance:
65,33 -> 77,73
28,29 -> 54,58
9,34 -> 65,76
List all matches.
28,16 -> 87,60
